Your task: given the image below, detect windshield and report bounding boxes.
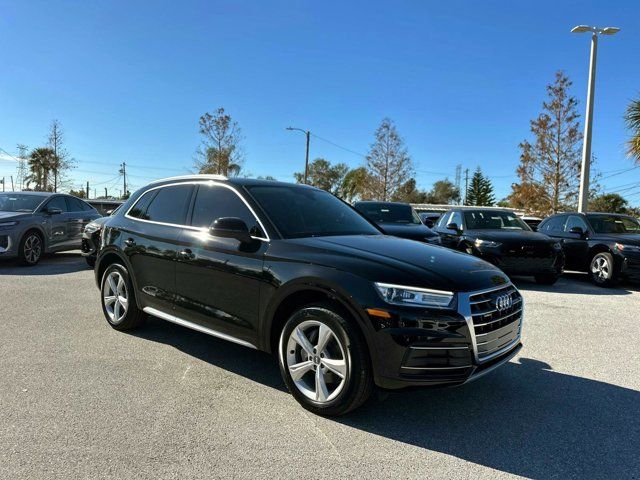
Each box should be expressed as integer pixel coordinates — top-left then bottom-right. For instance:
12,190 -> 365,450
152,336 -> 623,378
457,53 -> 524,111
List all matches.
356,203 -> 421,225
246,185 -> 380,238
0,193 -> 44,213
464,210 -> 530,231
587,215 -> 640,234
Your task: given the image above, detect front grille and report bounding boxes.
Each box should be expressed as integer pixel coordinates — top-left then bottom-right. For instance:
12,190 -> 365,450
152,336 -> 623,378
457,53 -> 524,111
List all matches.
467,284 -> 522,361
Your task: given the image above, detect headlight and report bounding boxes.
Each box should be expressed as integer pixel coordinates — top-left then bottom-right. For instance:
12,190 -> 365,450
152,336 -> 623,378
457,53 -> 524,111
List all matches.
84,222 -> 101,234
0,221 -> 19,230
552,242 -> 562,251
475,238 -> 501,248
615,243 -> 640,253
374,282 -> 454,308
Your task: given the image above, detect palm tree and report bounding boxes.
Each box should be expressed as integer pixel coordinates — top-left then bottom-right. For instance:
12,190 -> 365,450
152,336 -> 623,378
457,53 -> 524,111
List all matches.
625,97 -> 640,164
26,147 -> 55,191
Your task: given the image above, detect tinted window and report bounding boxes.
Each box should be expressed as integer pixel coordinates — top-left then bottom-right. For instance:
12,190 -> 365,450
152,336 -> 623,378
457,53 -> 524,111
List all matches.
45,196 -> 68,213
65,196 -> 87,212
541,216 -> 566,233
246,185 -> 379,238
0,193 -> 44,212
128,190 -> 158,219
436,212 -> 451,229
191,184 -> 262,235
587,215 -> 640,234
463,210 -> 529,230
565,215 -> 589,233
355,203 -> 421,224
142,184 -> 193,225
449,211 -> 463,228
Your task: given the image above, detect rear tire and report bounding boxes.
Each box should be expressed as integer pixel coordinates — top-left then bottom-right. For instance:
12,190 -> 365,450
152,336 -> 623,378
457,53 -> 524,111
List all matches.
534,273 -> 560,285
100,263 -> 145,330
278,303 -> 373,416
18,231 -> 43,266
590,252 -> 618,287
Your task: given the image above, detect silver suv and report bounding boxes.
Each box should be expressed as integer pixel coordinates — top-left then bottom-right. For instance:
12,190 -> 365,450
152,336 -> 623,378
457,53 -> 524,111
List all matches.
0,192 -> 101,265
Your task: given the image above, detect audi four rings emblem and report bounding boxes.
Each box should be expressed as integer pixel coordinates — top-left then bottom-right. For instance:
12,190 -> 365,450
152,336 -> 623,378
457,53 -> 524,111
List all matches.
495,294 -> 513,312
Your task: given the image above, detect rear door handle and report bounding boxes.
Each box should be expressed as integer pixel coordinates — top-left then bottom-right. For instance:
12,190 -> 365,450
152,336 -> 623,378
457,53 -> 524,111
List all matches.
124,238 -> 136,247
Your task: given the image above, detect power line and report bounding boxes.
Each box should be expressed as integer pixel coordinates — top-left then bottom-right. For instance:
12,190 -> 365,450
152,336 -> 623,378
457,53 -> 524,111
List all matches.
310,133 -> 367,159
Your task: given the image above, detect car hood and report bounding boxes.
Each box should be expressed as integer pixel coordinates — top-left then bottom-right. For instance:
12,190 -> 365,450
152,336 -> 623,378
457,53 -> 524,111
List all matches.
0,211 -> 30,222
280,234 -> 510,292
377,222 -> 438,240
590,233 -> 640,245
465,229 -> 554,244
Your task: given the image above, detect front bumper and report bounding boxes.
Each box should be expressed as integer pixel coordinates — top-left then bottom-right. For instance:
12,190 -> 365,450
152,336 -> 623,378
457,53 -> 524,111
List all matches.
367,283 -> 523,390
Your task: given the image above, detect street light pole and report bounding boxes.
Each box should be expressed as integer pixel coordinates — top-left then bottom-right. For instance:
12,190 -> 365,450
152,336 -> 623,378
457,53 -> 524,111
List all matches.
286,127 -> 311,184
572,25 -> 620,212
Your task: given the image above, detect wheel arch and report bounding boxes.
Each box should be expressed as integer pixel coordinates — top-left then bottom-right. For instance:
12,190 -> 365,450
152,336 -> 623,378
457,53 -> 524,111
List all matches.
95,248 -> 139,301
20,226 -> 48,252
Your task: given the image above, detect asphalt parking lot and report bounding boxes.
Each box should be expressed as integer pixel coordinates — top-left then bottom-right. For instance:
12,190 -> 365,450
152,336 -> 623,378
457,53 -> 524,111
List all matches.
1,253 -> 639,480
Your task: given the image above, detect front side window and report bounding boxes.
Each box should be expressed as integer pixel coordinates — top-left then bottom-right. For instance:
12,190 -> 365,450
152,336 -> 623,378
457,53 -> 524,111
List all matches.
191,184 -> 262,236
45,196 -> 68,213
464,210 -> 529,231
587,215 -> 640,234
129,184 -> 193,225
449,211 -> 463,229
565,215 -> 589,233
246,185 -> 380,239
541,216 -> 566,232
0,193 -> 44,212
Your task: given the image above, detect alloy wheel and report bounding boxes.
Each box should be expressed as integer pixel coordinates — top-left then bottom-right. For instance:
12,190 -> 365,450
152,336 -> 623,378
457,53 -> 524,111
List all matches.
102,271 -> 129,324
591,256 -> 610,282
24,234 -> 42,264
285,320 -> 348,403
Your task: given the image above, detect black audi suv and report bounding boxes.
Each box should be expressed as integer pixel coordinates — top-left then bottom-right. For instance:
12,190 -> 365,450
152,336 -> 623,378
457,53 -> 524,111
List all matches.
538,212 -> 640,287
353,201 -> 441,244
433,208 -> 564,285
95,176 -> 523,415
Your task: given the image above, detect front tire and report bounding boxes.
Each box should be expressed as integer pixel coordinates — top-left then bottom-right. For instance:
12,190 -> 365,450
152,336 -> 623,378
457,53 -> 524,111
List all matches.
18,231 -> 43,266
100,263 -> 145,330
534,273 -> 560,285
278,304 -> 373,416
590,252 -> 618,287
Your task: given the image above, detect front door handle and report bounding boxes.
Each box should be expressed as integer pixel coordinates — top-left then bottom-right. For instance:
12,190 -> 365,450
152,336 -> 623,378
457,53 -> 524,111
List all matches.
178,249 -> 195,260
124,238 -> 136,247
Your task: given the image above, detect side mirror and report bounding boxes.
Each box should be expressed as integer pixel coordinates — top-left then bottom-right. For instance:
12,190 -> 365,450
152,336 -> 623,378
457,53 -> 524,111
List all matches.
569,226 -> 585,237
423,218 -> 434,228
210,217 -> 252,243
45,207 -> 63,215
446,222 -> 461,233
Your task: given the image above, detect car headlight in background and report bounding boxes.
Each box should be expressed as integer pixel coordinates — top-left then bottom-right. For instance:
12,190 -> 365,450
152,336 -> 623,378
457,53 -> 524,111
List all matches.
374,282 -> 454,308
84,222 -> 101,234
0,221 -> 19,230
615,243 -> 640,253
475,238 -> 501,248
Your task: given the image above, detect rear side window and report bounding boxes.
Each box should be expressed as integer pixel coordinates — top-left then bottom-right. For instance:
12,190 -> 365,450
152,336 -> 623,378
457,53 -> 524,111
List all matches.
65,196 -> 90,212
45,196 -> 68,213
191,184 -> 261,235
128,184 -> 193,225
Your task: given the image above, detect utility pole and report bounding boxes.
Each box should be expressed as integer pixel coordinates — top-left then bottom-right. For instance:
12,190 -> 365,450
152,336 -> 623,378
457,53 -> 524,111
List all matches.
10,176 -> 14,191
571,24 -> 620,212
86,181 -> 90,199
119,162 -> 127,198
105,187 -> 108,198
286,127 -> 311,184
464,169 -> 469,205
1,177 -> 4,192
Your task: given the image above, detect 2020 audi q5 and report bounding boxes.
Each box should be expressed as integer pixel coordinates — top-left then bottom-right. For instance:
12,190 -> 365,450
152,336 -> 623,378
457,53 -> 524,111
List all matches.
95,176 -> 523,415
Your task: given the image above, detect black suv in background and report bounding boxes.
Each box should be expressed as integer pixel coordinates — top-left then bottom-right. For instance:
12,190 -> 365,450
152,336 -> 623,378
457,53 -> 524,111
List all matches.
95,176 -> 523,415
433,208 -> 564,285
538,212 -> 640,286
353,201 -> 441,244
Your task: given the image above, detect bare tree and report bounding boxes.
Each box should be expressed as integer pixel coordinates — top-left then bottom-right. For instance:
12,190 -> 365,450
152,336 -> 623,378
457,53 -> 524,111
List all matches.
365,118 -> 413,201
195,107 -> 244,176
510,72 -> 583,214
47,120 -> 72,192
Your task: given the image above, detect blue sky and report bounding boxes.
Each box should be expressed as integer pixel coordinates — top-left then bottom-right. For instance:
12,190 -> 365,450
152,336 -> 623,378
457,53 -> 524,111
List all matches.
1,0 -> 639,203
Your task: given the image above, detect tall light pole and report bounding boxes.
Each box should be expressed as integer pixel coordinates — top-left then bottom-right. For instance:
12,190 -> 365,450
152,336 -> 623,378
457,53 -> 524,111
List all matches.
572,25 -> 620,212
286,127 -> 310,184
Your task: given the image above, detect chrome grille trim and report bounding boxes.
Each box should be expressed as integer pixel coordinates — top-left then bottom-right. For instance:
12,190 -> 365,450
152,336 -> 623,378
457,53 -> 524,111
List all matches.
457,283 -> 523,364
